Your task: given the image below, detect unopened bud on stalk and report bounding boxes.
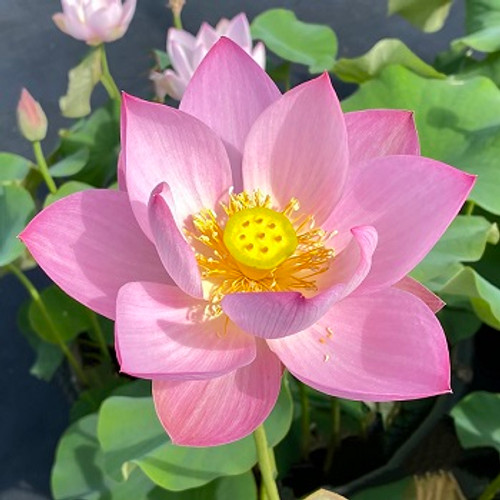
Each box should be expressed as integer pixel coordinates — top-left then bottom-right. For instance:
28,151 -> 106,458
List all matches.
17,88 -> 48,142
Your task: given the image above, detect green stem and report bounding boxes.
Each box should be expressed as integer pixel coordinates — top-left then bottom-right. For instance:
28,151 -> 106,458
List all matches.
479,472 -> 500,500
32,141 -> 57,194
173,10 -> 183,29
8,264 -> 88,385
297,380 -> 311,459
253,425 -> 280,500
99,45 -> 121,101
87,310 -> 111,361
324,397 -> 341,473
465,200 -> 475,216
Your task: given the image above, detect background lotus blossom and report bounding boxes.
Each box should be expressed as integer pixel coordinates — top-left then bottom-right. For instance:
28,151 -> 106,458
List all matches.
21,39 -> 475,447
53,0 -> 137,45
150,13 -> 266,101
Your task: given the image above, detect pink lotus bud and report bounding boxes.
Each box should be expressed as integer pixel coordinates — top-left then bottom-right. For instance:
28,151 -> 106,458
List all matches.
53,0 -> 137,45
17,88 -> 48,142
150,13 -> 266,101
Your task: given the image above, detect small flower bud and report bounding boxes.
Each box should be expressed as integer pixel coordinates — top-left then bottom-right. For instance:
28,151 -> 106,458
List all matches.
17,88 -> 48,142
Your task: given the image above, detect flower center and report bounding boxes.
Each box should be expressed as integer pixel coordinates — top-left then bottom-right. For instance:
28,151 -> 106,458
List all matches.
223,207 -> 298,270
187,190 -> 334,306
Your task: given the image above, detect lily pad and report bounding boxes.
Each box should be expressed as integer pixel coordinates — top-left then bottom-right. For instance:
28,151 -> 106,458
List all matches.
0,184 -> 35,266
451,391 -> 500,454
388,0 -> 454,33
251,9 -> 337,73
334,39 -> 445,83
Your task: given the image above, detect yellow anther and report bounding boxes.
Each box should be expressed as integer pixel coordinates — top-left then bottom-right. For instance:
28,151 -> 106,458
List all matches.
223,207 -> 298,270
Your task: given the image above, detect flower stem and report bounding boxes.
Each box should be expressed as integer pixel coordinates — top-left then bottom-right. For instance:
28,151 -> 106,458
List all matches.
32,141 -> 57,194
324,396 -> 341,473
99,45 -> 121,101
8,264 -> 88,385
297,380 -> 311,459
253,424 -> 280,500
464,200 -> 475,216
173,11 -> 183,29
479,472 -> 500,500
87,310 -> 111,361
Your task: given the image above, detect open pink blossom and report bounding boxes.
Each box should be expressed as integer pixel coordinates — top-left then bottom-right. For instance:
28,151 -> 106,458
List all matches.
53,0 -> 136,45
150,13 -> 265,101
21,39 -> 475,447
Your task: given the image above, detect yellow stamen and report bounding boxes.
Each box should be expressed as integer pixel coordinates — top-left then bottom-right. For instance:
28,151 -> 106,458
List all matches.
186,190 -> 334,307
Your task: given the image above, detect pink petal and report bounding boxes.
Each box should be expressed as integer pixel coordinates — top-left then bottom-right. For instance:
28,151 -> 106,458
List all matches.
120,0 -> 137,29
116,281 -> 256,380
221,226 -> 377,339
152,340 -> 282,446
19,190 -> 170,319
148,183 -> 203,298
393,276 -> 445,313
345,110 -> 420,172
317,225 -> 378,296
180,38 -> 280,192
117,150 -> 126,191
224,13 -> 253,52
168,27 -> 197,52
122,93 -> 232,240
150,70 -> 187,101
243,74 -> 348,226
168,39 -> 195,81
268,287 -> 451,401
326,155 -> 476,292
252,41 -> 267,69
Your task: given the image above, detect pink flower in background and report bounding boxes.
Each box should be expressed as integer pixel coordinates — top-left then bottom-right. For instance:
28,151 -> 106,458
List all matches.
150,13 -> 266,101
17,88 -> 48,142
21,39 -> 475,446
53,0 -> 136,45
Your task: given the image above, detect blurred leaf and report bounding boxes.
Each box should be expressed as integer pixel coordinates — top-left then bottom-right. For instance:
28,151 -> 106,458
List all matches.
438,303 -> 482,344
0,184 -> 35,266
29,285 -> 92,343
147,473 -> 257,500
153,50 -> 170,71
451,391 -> 500,453
411,215 -> 498,283
351,476 -> 415,499
334,38 -> 445,83
452,0 -> 500,52
60,48 -> 102,118
440,266 -> 500,329
97,379 -> 293,490
0,152 -> 32,182
56,101 -> 120,186
44,181 -> 94,207
18,301 -> 64,381
49,148 -> 89,178
53,412 -> 257,500
342,66 -> 500,215
51,414 -> 156,500
251,9 -> 337,72
388,0 -> 453,32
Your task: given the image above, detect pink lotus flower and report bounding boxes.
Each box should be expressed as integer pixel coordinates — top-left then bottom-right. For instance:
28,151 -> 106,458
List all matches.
150,13 -> 266,101
17,88 -> 48,142
21,39 -> 475,446
53,0 -> 136,45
